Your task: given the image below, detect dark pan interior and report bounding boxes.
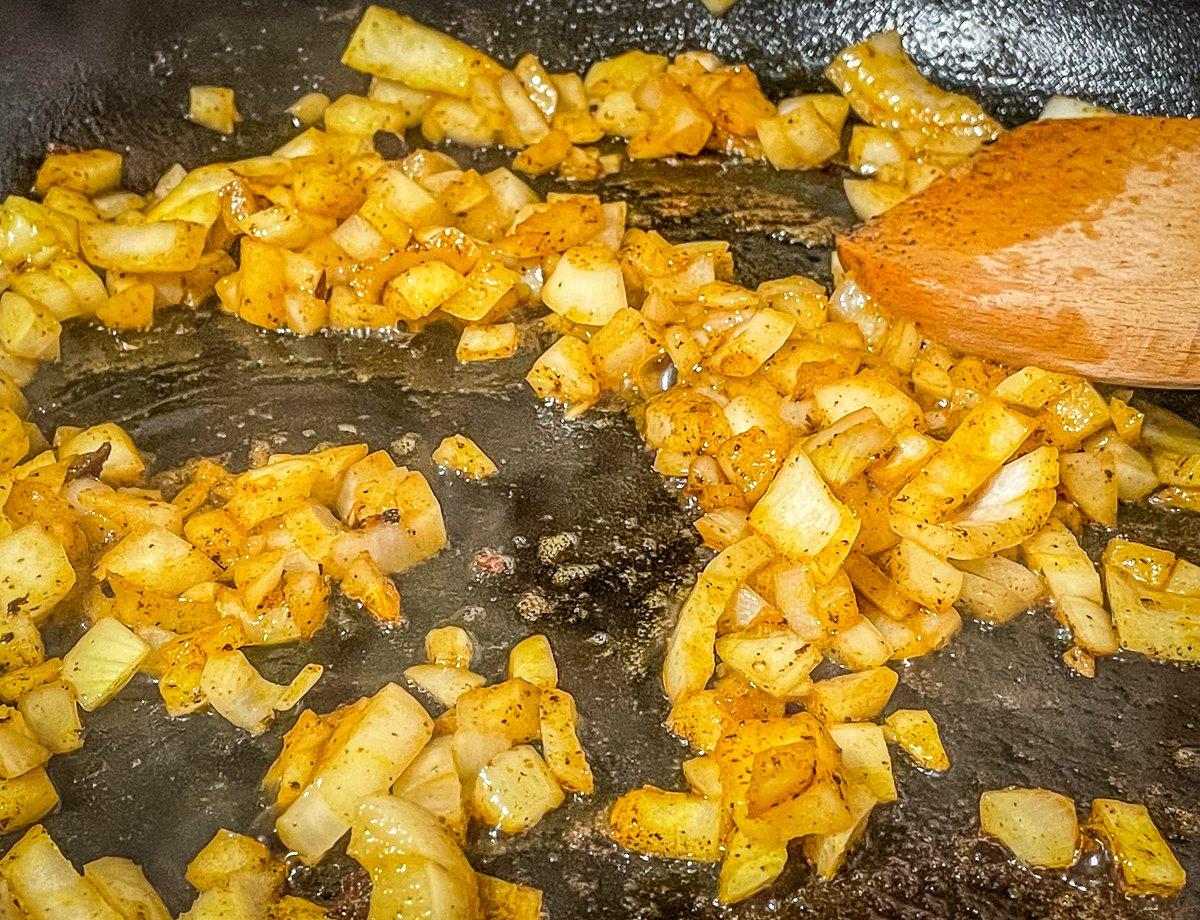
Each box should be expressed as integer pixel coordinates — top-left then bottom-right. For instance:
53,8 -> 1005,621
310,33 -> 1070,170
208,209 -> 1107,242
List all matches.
0,1 -> 1198,917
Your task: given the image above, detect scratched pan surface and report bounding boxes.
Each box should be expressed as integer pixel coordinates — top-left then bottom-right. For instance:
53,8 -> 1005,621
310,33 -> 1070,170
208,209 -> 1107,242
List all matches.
1,0 -> 1199,916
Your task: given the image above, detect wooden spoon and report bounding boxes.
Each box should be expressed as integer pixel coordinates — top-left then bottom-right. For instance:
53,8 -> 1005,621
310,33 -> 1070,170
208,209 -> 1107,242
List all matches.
836,116 -> 1200,387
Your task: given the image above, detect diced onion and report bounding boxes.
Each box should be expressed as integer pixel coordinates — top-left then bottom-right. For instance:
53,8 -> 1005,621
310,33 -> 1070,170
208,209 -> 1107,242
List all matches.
276,683 -> 433,864
1089,799 -> 1186,896
473,745 -> 565,834
431,435 -> 498,479
1038,95 -> 1115,120
0,525 -> 75,621
0,825 -> 115,919
200,650 -> 323,734
883,709 -> 949,771
348,795 -> 480,920
541,244 -> 627,326
80,221 -> 206,273
62,618 -> 149,712
188,86 -> 239,135
83,857 -> 171,920
979,787 -> 1079,869
609,786 -> 721,861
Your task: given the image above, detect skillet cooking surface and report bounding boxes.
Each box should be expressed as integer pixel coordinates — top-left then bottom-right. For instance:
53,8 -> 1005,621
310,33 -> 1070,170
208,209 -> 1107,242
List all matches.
1,1 -> 1199,916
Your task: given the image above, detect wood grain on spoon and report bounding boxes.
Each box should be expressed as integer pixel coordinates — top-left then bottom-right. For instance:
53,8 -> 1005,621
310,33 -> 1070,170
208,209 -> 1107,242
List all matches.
837,116 -> 1200,387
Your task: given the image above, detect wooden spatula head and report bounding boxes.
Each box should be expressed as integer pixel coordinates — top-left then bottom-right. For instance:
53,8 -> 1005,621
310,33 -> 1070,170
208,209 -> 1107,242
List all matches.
837,117 -> 1200,387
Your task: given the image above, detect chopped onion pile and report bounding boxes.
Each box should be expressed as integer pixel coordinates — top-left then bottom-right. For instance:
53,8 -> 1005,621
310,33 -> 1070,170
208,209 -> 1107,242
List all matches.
0,822 -> 321,919
337,9 -> 989,190
264,629 -> 583,915
0,16 -> 1019,369
829,31 -> 1001,216
539,230 -> 1192,896
335,5 -> 1006,194
0,4 -> 1190,912
0,428 -> 448,841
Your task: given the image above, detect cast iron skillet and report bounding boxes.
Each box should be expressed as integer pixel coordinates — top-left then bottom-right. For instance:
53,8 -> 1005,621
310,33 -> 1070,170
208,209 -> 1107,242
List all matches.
0,1 -> 1198,917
